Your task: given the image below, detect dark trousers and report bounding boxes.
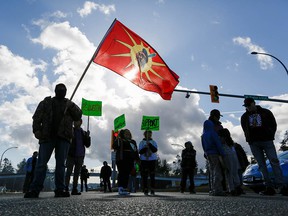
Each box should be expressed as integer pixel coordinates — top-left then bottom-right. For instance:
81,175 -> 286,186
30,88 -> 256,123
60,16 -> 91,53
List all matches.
103,178 -> 112,192
181,167 -> 195,192
140,160 -> 156,191
116,159 -> 134,188
23,172 -> 34,193
65,156 -> 84,191
81,178 -> 88,192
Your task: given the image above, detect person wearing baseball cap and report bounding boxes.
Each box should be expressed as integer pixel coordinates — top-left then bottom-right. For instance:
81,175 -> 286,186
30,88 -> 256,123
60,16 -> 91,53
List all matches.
241,98 -> 288,196
209,109 -> 223,133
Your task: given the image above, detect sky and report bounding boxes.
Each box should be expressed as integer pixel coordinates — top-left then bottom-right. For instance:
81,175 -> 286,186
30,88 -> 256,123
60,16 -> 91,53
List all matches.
1,0 -> 288,173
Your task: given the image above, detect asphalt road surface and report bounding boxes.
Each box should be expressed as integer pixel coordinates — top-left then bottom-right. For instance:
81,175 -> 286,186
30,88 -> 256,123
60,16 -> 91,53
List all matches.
0,191 -> 287,216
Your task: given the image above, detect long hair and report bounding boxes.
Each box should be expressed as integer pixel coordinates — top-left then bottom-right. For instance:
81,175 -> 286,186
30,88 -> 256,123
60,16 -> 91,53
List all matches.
218,128 -> 234,147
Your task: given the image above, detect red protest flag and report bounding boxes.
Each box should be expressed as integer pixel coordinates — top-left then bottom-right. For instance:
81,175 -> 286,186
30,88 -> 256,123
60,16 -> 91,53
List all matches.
93,19 -> 179,100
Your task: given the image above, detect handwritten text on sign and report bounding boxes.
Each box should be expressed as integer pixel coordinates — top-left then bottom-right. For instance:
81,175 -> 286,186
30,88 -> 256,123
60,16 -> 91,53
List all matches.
81,98 -> 102,116
141,116 -> 160,131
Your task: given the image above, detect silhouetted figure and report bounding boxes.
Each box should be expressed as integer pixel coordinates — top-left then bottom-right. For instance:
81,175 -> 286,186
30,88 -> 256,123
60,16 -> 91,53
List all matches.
201,120 -> 225,196
113,129 -> 139,195
180,141 -> 197,194
100,161 -> 112,192
241,97 -> 288,196
65,119 -> 91,195
24,83 -> 82,198
80,165 -> 89,192
23,151 -> 38,193
139,130 -> 158,196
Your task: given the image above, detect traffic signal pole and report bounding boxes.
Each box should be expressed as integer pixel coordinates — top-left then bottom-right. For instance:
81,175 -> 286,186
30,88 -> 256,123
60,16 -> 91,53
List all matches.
173,89 -> 288,104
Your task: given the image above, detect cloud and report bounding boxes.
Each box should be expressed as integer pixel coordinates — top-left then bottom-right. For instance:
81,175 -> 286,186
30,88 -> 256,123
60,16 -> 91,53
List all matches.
0,18 -> 211,169
233,36 -> 273,70
77,1 -> 116,17
2,17 -> 288,172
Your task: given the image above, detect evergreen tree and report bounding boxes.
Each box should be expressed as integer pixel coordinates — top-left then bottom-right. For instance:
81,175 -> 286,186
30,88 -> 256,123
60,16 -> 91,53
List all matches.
17,158 -> 27,174
155,159 -> 171,176
280,130 -> 288,151
1,158 -> 15,174
172,154 -> 181,176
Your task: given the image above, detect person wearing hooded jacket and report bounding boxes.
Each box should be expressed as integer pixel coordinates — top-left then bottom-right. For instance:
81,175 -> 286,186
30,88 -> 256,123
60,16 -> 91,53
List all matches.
241,97 -> 288,196
201,120 -> 225,196
24,83 -> 82,198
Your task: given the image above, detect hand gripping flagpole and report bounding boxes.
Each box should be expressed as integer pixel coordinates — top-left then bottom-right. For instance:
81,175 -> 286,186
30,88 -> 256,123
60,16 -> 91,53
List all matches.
70,19 -> 118,101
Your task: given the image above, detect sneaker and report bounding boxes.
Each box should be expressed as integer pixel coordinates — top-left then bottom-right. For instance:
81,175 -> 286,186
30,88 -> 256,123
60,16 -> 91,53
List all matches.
71,189 -> 81,195
150,190 -> 155,196
54,190 -> 70,198
144,189 -> 149,196
259,187 -> 276,196
280,186 -> 288,196
24,191 -> 39,198
118,188 -> 130,195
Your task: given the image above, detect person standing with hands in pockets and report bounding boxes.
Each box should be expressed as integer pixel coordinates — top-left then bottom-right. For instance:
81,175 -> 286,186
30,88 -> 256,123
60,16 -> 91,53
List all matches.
139,130 -> 158,196
24,83 -> 82,198
241,98 -> 288,196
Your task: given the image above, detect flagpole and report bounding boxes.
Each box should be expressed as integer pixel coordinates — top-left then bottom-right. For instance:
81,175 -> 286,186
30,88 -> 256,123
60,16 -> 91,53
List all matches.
87,116 -> 90,131
70,19 -> 118,101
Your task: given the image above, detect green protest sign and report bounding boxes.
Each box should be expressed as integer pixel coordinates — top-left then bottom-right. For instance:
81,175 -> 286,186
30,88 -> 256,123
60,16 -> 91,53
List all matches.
141,116 -> 160,131
114,114 -> 126,132
81,98 -> 102,116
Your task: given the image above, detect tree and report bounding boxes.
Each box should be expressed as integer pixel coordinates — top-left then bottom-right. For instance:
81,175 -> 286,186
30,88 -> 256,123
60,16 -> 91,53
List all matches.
17,158 -> 27,174
155,159 -> 171,176
280,130 -> 288,151
1,158 -> 15,174
172,154 -> 182,176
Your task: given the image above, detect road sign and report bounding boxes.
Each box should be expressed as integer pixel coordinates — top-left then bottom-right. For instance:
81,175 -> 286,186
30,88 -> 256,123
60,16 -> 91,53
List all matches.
244,95 -> 269,101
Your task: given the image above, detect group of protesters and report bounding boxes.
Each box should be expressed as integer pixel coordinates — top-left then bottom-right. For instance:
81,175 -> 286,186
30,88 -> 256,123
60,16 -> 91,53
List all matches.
202,98 -> 288,196
23,82 -> 288,198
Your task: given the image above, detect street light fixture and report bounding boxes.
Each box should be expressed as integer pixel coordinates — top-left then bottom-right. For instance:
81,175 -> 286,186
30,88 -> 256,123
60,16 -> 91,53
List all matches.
171,144 -> 184,148
0,147 -> 18,171
251,51 -> 288,76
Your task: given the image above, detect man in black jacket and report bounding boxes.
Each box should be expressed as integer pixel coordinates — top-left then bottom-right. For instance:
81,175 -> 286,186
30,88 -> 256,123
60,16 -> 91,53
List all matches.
100,161 -> 112,192
180,141 -> 197,194
24,83 -> 82,198
241,98 -> 287,196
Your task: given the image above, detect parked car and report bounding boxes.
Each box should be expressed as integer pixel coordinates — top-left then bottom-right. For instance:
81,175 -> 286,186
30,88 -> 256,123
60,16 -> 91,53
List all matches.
243,151 -> 288,193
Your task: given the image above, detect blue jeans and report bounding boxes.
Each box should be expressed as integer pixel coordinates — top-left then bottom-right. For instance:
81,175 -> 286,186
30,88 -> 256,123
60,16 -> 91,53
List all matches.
249,140 -> 284,187
30,138 -> 70,192
207,154 -> 224,194
65,156 -> 84,190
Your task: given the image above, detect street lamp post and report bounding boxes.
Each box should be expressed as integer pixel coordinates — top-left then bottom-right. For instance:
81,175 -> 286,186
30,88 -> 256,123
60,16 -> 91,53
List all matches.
0,147 -> 18,172
251,51 -> 288,76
